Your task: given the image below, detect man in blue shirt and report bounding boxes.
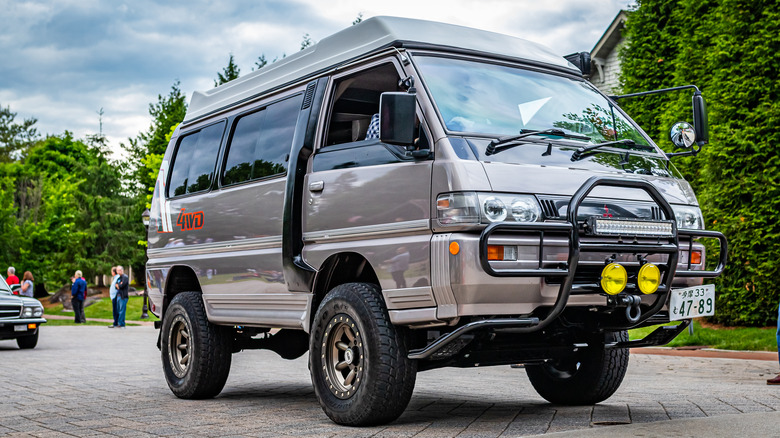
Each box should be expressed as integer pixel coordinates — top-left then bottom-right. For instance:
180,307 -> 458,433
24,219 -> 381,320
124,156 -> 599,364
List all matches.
71,270 -> 87,323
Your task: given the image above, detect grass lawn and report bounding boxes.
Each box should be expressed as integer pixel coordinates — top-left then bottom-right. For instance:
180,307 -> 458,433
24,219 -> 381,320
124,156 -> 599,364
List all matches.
629,319 -> 778,352
45,296 -> 158,323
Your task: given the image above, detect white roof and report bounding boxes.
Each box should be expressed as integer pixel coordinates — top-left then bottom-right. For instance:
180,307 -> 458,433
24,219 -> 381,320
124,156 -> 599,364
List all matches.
184,16 -> 579,124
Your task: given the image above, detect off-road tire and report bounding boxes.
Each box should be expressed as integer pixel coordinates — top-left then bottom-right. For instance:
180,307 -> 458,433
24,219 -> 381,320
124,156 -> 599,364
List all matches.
161,291 -> 232,399
525,330 -> 629,405
310,282 -> 416,426
16,331 -> 38,349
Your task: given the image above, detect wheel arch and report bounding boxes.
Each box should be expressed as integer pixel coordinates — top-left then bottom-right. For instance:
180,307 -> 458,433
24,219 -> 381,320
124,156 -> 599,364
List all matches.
310,252 -> 381,325
163,265 -> 203,318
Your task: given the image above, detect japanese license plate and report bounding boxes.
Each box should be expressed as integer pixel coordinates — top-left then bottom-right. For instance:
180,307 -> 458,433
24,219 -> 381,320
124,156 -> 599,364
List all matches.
669,284 -> 715,321
14,325 -> 27,332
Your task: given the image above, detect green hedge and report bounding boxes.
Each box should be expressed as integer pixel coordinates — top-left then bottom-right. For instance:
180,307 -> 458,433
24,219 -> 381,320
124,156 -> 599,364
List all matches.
619,0 -> 780,325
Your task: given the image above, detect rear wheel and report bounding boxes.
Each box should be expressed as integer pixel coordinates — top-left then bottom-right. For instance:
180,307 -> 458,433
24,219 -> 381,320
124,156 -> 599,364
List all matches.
310,282 -> 416,426
525,330 -> 629,405
161,292 -> 232,399
16,331 -> 38,349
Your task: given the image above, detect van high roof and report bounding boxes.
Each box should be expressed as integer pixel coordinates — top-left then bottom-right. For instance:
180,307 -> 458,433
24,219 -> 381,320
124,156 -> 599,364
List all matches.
184,16 -> 579,124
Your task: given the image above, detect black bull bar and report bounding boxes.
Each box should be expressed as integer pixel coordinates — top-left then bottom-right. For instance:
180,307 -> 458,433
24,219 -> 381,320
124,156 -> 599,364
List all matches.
479,176 -> 727,330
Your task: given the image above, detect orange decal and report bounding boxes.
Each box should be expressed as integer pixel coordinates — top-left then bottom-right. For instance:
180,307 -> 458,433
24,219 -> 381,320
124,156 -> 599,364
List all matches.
176,208 -> 205,231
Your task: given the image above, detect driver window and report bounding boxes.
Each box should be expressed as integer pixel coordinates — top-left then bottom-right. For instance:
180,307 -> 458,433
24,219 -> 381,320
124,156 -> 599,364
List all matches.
325,63 -> 401,146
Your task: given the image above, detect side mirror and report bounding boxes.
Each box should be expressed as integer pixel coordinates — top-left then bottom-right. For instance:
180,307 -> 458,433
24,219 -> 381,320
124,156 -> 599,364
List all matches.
692,92 -> 708,145
670,122 -> 696,149
379,92 -> 416,146
564,51 -> 592,76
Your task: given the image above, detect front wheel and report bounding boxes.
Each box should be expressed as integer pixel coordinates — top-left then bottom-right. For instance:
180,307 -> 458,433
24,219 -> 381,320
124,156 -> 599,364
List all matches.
525,330 -> 629,405
310,282 -> 416,426
17,331 -> 38,349
161,292 -> 232,399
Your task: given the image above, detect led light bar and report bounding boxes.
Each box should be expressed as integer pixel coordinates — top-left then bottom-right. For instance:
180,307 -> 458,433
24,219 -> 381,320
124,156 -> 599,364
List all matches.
587,217 -> 675,237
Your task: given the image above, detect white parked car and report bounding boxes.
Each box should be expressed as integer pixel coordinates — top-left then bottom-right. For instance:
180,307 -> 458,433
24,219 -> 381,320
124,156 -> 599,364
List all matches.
0,276 -> 46,349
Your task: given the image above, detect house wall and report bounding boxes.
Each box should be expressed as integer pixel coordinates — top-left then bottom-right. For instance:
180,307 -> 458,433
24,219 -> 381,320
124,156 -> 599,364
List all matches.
591,39 -> 625,95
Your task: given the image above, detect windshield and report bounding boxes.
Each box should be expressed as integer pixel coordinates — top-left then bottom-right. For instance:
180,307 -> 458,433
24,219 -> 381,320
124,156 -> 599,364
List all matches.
414,56 -> 654,150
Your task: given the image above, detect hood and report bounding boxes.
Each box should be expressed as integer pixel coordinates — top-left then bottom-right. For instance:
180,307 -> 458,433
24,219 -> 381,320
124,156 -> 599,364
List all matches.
481,161 -> 698,205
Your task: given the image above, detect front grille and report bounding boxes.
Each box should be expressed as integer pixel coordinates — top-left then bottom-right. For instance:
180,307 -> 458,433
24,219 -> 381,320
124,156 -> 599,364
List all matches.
536,195 -> 662,221
0,304 -> 22,319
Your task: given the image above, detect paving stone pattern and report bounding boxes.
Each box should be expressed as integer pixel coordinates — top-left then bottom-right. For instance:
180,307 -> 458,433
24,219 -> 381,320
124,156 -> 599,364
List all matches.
1,326 -> 780,437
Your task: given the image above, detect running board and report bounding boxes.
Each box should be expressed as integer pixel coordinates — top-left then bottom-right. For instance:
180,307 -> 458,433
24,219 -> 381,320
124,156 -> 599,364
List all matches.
408,317 -> 539,360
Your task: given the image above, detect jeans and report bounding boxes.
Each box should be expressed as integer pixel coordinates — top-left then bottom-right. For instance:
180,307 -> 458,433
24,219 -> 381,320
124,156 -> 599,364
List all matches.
72,298 -> 86,323
111,297 -> 119,326
117,297 -> 128,327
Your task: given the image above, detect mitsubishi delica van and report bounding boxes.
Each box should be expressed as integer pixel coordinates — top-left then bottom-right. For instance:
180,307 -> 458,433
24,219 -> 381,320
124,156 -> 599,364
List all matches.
146,16 -> 727,426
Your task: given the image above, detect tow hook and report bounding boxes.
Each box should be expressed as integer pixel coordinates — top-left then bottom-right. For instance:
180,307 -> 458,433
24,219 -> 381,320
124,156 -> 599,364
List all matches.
623,295 -> 642,324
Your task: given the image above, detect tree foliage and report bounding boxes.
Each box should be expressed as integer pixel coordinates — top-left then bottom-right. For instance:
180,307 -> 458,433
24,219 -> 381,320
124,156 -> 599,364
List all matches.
620,0 -> 780,325
215,53 -> 241,86
0,131 -> 141,290
0,105 -> 39,162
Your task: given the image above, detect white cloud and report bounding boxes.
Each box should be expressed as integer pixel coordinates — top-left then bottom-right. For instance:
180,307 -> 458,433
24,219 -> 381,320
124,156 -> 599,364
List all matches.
0,0 -> 633,158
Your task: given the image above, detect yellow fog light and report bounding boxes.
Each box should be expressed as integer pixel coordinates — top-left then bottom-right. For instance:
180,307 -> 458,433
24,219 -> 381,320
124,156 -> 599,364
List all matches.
637,263 -> 661,294
600,263 -> 627,295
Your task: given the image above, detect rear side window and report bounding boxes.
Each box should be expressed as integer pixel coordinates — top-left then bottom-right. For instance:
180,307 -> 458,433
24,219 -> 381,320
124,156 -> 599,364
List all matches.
168,121 -> 225,197
222,93 -> 303,186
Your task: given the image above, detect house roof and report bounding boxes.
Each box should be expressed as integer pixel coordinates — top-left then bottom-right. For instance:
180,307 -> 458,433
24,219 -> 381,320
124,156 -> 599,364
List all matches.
184,16 -> 579,124
591,10 -> 629,60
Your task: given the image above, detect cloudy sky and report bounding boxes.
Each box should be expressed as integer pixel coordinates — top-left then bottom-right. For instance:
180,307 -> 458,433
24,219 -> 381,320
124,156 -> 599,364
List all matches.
1,0 -> 633,158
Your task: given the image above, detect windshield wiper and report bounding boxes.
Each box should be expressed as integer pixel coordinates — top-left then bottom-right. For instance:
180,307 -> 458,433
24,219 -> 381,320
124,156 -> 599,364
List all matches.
570,139 -> 655,161
486,128 -> 590,156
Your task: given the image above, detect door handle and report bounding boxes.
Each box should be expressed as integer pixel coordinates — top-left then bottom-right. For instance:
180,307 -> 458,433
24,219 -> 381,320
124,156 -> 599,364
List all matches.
309,181 -> 324,192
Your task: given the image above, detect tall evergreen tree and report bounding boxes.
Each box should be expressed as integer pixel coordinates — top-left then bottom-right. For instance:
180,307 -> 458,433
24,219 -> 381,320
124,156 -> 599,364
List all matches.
215,53 -> 241,86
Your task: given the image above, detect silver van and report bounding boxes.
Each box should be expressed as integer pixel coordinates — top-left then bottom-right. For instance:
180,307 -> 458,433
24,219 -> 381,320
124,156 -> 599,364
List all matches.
146,16 -> 727,426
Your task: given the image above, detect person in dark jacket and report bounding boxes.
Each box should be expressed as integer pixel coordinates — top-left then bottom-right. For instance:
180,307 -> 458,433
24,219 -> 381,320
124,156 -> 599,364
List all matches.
114,266 -> 130,328
71,270 -> 87,323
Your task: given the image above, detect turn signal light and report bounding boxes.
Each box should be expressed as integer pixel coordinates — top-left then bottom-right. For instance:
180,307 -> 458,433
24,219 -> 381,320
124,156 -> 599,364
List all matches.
691,250 -> 702,265
486,245 -> 517,261
637,263 -> 661,294
600,263 -> 627,295
27,324 -> 36,329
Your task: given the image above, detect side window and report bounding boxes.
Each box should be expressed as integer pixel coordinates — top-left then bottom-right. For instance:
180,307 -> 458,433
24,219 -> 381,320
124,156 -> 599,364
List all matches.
222,93 -> 303,186
325,63 -> 401,146
168,121 -> 225,197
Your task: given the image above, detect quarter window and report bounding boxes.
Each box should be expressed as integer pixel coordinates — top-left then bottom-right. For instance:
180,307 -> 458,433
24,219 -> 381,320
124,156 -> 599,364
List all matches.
222,94 -> 303,186
168,121 -> 225,197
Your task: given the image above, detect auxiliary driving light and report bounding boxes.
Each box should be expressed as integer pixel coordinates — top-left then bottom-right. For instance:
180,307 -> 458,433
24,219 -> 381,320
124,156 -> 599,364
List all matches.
600,263 -> 627,295
637,263 -> 661,294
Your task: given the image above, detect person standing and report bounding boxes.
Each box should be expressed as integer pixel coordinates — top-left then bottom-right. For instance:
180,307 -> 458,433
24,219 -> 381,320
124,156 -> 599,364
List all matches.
20,271 -> 34,297
71,270 -> 87,324
108,267 -> 120,328
769,301 -> 780,385
6,267 -> 19,286
114,266 -> 130,328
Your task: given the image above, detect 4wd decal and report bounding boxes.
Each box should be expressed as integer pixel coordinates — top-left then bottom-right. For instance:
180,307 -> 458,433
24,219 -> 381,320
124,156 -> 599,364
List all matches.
176,208 -> 204,231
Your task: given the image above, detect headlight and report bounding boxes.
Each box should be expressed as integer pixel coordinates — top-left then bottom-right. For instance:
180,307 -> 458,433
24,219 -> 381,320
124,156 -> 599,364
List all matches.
33,308 -> 43,317
437,192 -> 542,226
22,307 -> 33,318
673,205 -> 704,230
478,193 -> 540,223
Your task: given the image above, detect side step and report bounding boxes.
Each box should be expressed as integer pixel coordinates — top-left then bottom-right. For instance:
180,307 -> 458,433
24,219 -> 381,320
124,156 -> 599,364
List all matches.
408,317 -> 539,360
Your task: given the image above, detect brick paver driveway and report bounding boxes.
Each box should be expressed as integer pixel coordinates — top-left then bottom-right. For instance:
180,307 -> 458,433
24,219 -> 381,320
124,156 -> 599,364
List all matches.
2,326 -> 780,437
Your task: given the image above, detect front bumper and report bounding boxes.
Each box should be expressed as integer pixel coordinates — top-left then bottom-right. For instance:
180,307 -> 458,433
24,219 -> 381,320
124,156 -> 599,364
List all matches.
0,317 -> 46,340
